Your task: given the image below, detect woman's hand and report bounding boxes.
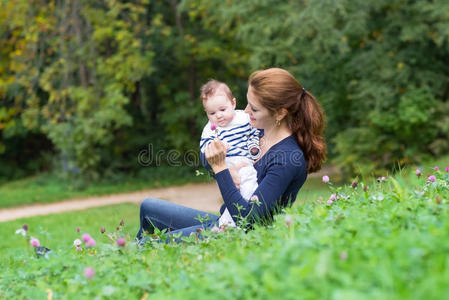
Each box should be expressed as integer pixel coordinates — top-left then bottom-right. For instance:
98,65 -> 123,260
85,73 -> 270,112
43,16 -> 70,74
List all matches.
205,139 -> 229,174
228,163 -> 249,190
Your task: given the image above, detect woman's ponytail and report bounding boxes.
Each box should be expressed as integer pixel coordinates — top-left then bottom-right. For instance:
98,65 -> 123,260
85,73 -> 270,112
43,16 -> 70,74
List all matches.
291,90 -> 326,173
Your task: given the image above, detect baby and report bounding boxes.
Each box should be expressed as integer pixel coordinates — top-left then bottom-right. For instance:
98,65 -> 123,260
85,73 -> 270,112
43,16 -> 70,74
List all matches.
199,79 -> 261,228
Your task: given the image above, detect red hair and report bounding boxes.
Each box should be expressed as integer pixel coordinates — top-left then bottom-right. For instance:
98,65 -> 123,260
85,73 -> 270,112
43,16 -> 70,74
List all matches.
249,68 -> 326,173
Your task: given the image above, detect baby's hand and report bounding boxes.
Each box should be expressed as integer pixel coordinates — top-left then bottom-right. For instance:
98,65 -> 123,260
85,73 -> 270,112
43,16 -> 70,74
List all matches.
228,162 -> 249,190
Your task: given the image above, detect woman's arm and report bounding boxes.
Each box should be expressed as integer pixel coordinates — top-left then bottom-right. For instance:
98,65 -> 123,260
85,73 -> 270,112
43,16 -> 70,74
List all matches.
199,152 -> 212,171
214,158 -> 301,222
205,139 -> 305,222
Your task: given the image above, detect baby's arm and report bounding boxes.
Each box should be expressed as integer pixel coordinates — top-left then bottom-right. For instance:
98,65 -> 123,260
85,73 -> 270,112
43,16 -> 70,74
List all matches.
199,123 -> 214,171
247,127 -> 261,160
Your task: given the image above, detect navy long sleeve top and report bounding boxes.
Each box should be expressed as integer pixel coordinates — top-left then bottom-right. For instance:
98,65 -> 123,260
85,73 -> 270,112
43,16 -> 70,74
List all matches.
201,135 -> 307,223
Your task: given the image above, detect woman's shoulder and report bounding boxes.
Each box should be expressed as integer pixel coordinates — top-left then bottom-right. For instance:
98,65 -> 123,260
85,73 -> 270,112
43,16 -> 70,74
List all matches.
274,135 -> 303,153
262,136 -> 306,167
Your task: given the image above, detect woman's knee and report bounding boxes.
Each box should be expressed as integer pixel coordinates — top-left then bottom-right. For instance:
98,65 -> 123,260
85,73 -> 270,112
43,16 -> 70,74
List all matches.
140,197 -> 160,215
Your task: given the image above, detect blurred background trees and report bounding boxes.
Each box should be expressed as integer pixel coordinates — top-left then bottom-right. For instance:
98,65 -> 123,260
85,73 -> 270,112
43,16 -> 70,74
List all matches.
1,0 -> 448,180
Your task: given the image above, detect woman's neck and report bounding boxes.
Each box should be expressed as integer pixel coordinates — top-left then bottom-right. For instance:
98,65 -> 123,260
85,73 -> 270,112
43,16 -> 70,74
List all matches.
261,124 -> 292,149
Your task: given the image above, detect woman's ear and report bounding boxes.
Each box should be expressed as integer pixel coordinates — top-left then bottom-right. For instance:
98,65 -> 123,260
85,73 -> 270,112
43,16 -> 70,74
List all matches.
276,108 -> 288,121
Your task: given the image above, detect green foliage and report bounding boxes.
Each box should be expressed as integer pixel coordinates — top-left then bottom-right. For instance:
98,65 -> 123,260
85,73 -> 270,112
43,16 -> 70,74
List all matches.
0,0 -> 251,180
182,0 -> 449,174
1,0 -> 449,179
0,0 -> 153,177
1,166 -> 448,298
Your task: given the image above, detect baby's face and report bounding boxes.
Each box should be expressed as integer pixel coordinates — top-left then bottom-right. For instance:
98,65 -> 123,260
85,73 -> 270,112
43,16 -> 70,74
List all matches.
203,93 -> 236,127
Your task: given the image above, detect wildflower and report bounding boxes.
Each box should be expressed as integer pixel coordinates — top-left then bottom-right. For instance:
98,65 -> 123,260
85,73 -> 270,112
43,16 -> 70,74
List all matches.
415,169 -> 421,177
427,175 -> 436,183
351,181 -> 358,189
100,227 -> 105,234
15,228 -> 26,236
322,175 -> 330,183
329,194 -> 337,201
22,224 -> 28,232
377,177 -> 386,183
82,233 -> 91,243
119,220 -> 124,227
73,239 -> 82,247
86,238 -> 96,248
327,199 -> 333,205
30,238 -> 40,248
340,251 -> 348,260
249,195 -> 260,204
434,166 -> 439,171
445,167 -> 449,172
211,226 -> 220,233
76,247 -> 82,252
84,267 -> 95,279
116,237 -> 126,247
76,227 -> 80,232
285,215 -> 294,227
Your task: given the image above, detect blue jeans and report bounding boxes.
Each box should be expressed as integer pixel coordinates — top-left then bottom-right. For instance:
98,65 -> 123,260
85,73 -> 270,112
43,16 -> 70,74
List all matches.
136,197 -> 219,242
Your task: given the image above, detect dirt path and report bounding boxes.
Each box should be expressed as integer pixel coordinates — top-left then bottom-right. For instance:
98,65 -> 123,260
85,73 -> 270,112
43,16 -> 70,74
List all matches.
0,182 -> 222,223
0,165 -> 335,223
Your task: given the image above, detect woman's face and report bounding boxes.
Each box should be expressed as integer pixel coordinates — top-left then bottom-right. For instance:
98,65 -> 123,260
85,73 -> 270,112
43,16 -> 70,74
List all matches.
245,85 -> 275,130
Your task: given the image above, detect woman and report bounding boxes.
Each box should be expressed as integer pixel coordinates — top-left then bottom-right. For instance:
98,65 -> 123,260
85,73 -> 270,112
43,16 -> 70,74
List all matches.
136,68 -> 326,241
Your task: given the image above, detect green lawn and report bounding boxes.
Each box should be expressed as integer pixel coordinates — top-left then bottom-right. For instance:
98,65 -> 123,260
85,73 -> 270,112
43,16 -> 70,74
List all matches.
1,164 -> 448,299
1,177 -> 327,255
0,203 -> 140,254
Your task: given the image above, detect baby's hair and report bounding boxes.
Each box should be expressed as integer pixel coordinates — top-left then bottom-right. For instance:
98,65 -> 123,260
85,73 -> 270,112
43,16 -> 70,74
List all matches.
200,79 -> 234,103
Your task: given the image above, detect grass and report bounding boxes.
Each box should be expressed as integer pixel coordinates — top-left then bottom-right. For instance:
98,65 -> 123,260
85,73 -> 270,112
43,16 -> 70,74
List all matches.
297,176 -> 329,204
0,166 -> 209,208
0,178 -> 326,254
0,204 -> 140,254
0,164 -> 448,299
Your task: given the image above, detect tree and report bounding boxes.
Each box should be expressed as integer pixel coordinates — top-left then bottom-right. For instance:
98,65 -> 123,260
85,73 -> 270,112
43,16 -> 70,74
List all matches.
1,0 -> 154,177
181,0 -> 449,174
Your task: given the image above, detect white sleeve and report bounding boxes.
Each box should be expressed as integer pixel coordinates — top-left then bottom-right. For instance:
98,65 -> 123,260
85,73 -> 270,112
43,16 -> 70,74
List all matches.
199,122 -> 214,153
